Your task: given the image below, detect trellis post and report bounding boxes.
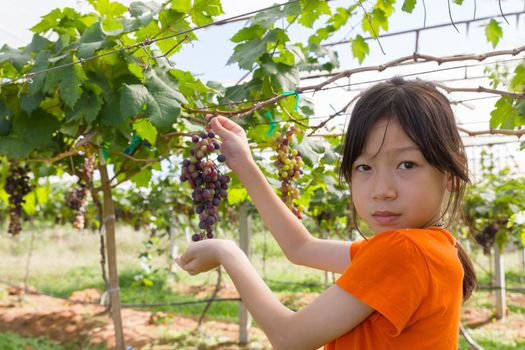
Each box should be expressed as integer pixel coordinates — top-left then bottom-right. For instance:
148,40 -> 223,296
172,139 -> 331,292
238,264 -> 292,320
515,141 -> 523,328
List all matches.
494,244 -> 506,320
239,201 -> 252,345
99,152 -> 126,350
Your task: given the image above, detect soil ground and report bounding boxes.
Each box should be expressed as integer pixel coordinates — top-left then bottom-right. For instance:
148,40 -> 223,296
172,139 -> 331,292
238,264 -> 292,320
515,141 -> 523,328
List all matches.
1,283 -> 524,349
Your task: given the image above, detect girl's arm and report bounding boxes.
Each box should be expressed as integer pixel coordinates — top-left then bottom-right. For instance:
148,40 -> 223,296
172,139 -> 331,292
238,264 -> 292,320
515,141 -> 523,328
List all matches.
176,239 -> 373,350
209,116 -> 351,273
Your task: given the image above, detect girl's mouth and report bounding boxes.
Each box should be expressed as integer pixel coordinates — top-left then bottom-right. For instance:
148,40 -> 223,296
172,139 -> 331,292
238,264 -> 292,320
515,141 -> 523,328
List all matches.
372,211 -> 401,224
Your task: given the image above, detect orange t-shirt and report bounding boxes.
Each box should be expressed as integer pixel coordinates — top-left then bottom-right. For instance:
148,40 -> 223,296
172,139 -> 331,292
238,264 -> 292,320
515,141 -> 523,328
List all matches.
324,227 -> 463,350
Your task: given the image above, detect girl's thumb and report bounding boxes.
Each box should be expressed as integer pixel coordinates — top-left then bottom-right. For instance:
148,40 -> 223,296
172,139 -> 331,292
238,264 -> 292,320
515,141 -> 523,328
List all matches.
209,117 -> 232,139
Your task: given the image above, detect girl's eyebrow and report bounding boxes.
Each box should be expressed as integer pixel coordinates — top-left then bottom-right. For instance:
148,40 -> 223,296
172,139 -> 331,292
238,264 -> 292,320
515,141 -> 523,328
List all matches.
359,145 -> 421,158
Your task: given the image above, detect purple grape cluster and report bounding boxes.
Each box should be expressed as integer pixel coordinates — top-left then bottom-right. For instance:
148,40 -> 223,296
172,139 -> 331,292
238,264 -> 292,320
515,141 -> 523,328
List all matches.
65,156 -> 95,230
180,131 -> 230,241
4,162 -> 32,235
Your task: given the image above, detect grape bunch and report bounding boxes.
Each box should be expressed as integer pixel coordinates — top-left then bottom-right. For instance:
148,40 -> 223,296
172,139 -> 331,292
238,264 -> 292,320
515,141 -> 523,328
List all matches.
65,156 -> 95,230
180,131 -> 230,241
474,222 -> 499,255
4,162 -> 32,235
271,124 -> 305,219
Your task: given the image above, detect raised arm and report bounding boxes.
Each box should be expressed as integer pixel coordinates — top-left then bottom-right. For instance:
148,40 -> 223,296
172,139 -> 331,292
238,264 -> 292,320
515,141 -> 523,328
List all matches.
176,239 -> 373,350
209,116 -> 351,273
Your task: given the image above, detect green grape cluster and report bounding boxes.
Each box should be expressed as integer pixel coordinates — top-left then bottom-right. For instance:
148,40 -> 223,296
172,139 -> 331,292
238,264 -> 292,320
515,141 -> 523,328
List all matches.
271,124 -> 305,219
180,131 -> 230,241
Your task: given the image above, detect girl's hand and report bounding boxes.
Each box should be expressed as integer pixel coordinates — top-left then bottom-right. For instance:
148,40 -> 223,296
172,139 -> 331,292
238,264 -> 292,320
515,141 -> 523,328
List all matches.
175,239 -> 236,275
207,116 -> 253,175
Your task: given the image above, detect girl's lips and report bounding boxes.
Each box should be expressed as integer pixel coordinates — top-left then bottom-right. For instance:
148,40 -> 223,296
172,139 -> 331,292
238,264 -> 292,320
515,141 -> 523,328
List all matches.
372,211 -> 401,225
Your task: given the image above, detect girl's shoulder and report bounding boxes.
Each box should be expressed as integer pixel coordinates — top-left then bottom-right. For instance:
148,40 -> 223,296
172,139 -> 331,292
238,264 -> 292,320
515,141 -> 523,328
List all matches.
354,227 -> 456,260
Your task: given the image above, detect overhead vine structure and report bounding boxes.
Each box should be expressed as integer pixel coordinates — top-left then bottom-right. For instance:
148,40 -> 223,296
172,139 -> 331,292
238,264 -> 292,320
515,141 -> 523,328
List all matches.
0,0 -> 524,348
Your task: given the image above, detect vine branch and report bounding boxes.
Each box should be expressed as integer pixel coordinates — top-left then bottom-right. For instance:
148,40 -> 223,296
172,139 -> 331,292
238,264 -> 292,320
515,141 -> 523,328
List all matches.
185,46 -> 525,118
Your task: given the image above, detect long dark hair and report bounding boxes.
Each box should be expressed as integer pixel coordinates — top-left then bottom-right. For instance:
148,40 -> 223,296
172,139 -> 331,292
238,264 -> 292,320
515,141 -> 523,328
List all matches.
339,77 -> 477,301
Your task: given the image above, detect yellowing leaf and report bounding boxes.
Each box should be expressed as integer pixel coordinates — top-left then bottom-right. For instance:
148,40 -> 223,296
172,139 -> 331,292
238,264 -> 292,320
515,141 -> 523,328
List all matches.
133,119 -> 158,145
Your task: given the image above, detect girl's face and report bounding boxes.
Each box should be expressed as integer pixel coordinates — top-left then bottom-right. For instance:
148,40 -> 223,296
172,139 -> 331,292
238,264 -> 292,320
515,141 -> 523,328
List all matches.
351,117 -> 451,233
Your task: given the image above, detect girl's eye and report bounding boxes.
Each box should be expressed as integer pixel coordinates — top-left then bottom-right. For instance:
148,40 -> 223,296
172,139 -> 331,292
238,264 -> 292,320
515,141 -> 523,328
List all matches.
399,161 -> 416,170
355,164 -> 371,172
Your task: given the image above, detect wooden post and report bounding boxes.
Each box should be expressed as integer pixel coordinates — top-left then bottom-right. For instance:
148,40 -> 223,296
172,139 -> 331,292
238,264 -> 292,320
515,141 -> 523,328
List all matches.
99,152 -> 126,350
494,244 -> 506,320
239,201 -> 252,345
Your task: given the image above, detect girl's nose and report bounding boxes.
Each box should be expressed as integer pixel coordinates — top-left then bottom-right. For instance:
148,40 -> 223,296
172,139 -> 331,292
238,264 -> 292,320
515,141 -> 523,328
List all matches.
371,173 -> 397,200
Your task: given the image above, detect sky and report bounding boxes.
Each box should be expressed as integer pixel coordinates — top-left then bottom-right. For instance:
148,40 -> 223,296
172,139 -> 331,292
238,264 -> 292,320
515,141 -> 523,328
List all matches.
0,0 -> 524,175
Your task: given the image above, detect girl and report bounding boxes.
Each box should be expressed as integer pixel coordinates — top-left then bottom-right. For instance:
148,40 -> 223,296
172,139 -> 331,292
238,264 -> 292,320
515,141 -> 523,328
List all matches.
176,77 -> 477,350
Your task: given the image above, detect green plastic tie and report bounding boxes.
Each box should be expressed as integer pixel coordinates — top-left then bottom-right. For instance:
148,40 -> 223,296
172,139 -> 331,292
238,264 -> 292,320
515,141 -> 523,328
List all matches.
264,111 -> 277,137
124,135 -> 142,155
282,89 -> 300,112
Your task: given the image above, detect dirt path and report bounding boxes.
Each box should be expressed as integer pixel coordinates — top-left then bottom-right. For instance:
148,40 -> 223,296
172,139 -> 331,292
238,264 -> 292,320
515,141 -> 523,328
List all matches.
0,285 -> 270,349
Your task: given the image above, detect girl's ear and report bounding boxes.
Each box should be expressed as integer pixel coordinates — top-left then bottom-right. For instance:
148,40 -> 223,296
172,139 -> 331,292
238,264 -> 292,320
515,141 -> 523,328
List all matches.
446,173 -> 454,192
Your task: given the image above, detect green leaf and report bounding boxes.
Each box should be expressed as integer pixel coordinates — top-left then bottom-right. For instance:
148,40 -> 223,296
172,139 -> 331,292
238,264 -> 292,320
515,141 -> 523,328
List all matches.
36,185 -> 50,206
131,168 -> 152,187
89,0 -> 127,19
0,110 -> 60,158
453,0 -> 464,4
231,25 -> 267,43
21,93 -> 44,115
350,34 -> 369,64
129,1 -> 163,17
510,63 -> 525,92
191,0 -> 223,26
485,19 -> 502,49
121,70 -> 187,132
0,45 -> 31,71
402,0 -> 417,13
22,191 -> 37,216
227,188 -> 248,205
133,119 -> 158,145
362,8 -> 388,37
67,88 -> 103,124
490,97 -> 520,129
77,22 -> 108,58
228,29 -> 283,70
298,0 -> 331,28
59,62 -> 88,108
170,0 -> 192,13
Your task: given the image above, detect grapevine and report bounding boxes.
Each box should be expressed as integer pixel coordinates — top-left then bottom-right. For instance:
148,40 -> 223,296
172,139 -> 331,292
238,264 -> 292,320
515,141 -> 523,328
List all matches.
3,162 -> 32,235
180,131 -> 230,241
65,155 -> 96,230
271,124 -> 305,219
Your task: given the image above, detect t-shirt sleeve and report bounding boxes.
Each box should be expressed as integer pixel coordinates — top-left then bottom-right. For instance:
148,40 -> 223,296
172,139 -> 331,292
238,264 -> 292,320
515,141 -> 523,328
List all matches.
336,231 -> 429,336
350,239 -> 367,260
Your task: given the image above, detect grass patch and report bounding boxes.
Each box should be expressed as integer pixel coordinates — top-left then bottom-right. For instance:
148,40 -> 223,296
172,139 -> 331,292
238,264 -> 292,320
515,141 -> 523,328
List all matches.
0,332 -> 106,350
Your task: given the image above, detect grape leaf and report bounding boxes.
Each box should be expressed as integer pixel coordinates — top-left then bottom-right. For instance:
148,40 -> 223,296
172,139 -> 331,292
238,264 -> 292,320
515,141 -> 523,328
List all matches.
133,119 -> 158,145
362,8 -> 388,38
0,45 -> 31,71
351,34 -> 369,63
298,0 -> 331,28
121,70 -> 187,132
67,89 -> 103,124
510,63 -> 525,92
77,22 -> 108,58
89,0 -> 127,19
0,110 -> 60,158
402,0 -> 417,13
485,19 -> 502,49
170,0 -> 192,13
490,97 -> 520,129
59,63 -> 88,108
130,168 -> 152,187
191,0 -> 223,26
129,1 -> 162,17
